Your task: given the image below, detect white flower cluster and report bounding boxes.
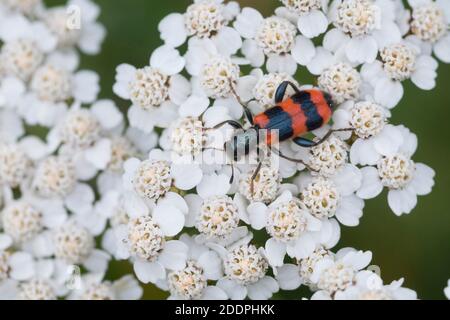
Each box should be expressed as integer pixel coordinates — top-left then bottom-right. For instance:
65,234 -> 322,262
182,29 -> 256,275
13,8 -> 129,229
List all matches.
0,0 -> 143,300
1,0 -> 449,300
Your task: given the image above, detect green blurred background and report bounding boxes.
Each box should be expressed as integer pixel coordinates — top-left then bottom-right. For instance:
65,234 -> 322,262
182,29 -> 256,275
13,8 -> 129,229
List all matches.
46,0 -> 450,299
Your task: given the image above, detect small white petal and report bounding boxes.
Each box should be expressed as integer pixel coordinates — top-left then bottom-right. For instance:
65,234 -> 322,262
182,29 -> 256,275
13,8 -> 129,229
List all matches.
202,286 -> 228,300
323,28 -> 348,52
150,45 -> 185,76
373,125 -> 404,157
336,195 -> 364,227
332,164 -> 362,196
128,105 -> 155,133
345,36 -> 378,64
292,35 -> 316,65
179,95 -> 210,117
123,192 -> 149,218
350,138 -> 381,166
213,26 -> 242,56
73,71 -> 100,103
307,47 -> 334,75
409,163 -> 435,196
387,189 -> 417,216
158,13 -> 187,47
297,10 -> 328,38
65,183 -> 95,215
233,8 -> 264,39
265,238 -> 286,267
267,54 -> 297,75
91,100 -> 123,129
153,204 -> 185,237
286,234 -> 315,260
216,279 -> 247,300
9,252 -> 35,281
134,260 -> 165,284
247,277 -> 279,300
276,264 -> 302,290
357,167 -> 383,199
171,163 -> 203,191
411,68 -> 437,90
374,78 -> 404,109
247,202 -> 268,230
158,240 -> 188,271
85,139 -> 112,170
196,173 -> 231,198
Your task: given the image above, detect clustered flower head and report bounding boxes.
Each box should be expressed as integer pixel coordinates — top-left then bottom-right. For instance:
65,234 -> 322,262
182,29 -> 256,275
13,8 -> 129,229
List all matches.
0,0 -> 143,300
1,0 -> 449,300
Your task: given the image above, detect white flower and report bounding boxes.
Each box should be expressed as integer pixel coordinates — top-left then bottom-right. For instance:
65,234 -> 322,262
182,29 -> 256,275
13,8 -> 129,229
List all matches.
0,238 -> 39,285
184,173 -> 244,239
156,234 -> 227,300
32,156 -> 77,198
43,102 -> 124,179
200,55 -> 240,99
0,39 -> 44,81
68,273 -> 143,300
238,163 -> 283,204
246,191 -> 325,266
356,125 -> 435,216
158,0 -> 242,55
234,8 -> 316,74
0,142 -> 32,189
18,278 -> 56,300
114,45 -> 187,132
275,246 -> 335,290
195,195 -> 240,240
332,100 -> 401,166
361,40 -> 438,108
124,158 -> 172,202
293,134 -> 350,178
327,0 -> 402,64
209,231 -> 279,300
0,14 -> 56,80
53,220 -> 94,265
168,117 -> 206,157
1,201 -> 43,244
237,69 -> 300,111
309,247 -> 372,297
112,211 -> 189,285
296,165 -> 364,226
333,271 -> 418,300
317,62 -> 361,104
18,58 -> 100,127
1,0 -> 44,17
43,0 -> 106,55
276,0 -> 330,38
408,0 -> 450,63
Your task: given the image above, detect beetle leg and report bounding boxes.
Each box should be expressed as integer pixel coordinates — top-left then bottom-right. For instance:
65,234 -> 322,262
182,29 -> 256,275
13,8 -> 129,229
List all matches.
271,147 -> 317,172
211,120 -> 244,130
229,83 -> 255,125
250,159 -> 263,196
275,81 -> 301,104
292,137 -> 317,148
293,128 -> 354,148
243,107 -> 255,126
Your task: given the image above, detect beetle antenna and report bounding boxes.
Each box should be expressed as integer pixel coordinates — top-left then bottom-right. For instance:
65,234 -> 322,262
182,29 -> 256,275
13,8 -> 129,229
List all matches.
202,147 -> 225,152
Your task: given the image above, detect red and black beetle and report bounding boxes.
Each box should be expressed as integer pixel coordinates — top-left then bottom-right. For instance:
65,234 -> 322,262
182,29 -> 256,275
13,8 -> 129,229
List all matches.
213,81 -> 353,190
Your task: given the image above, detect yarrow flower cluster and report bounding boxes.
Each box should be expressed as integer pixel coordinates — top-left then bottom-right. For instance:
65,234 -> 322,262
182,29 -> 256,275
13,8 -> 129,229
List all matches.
0,0 -> 143,300
1,0 -> 449,300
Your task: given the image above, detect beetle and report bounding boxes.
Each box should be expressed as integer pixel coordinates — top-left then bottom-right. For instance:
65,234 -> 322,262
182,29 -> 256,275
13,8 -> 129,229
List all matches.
212,81 -> 353,193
